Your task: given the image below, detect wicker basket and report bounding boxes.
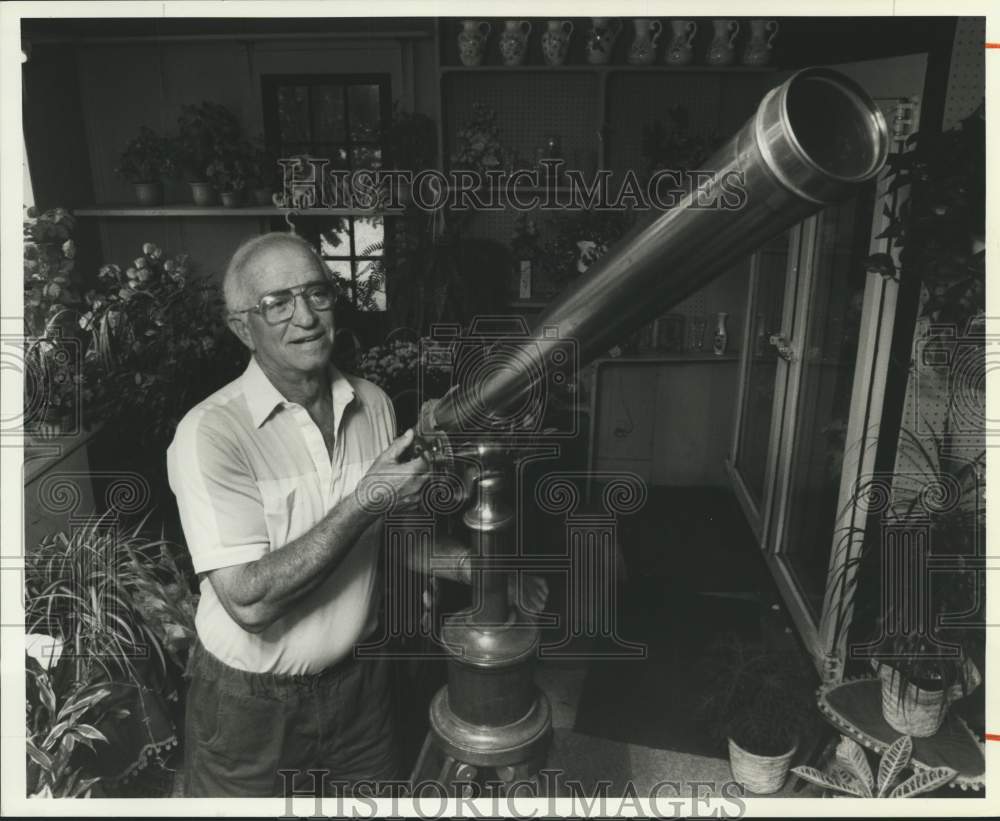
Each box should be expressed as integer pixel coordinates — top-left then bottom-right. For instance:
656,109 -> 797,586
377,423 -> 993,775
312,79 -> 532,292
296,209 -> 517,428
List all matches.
728,737 -> 798,794
875,663 -> 948,737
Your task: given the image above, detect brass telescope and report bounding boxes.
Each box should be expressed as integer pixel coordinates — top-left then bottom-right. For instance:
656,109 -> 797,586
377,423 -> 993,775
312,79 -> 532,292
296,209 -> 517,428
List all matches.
411,67 -> 889,789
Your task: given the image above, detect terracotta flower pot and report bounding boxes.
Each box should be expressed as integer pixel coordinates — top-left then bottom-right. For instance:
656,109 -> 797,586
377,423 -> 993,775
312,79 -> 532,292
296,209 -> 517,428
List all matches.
220,191 -> 243,208
133,182 -> 163,206
188,181 -> 217,206
728,736 -> 798,794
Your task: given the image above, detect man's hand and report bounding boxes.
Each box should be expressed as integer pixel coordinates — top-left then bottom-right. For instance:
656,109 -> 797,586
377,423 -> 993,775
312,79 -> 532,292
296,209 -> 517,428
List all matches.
360,428 -> 431,510
510,574 -> 549,614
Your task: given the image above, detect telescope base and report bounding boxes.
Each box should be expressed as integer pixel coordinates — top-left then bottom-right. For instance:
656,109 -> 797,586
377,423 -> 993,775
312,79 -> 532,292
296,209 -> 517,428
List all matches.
409,686 -> 552,794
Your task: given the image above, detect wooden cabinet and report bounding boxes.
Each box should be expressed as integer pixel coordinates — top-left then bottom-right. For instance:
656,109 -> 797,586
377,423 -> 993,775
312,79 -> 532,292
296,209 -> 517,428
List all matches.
589,355 -> 739,487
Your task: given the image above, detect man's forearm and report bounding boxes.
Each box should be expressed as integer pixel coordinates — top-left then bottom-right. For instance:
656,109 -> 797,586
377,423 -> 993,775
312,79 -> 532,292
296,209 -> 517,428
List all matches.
223,491 -> 379,630
407,534 -> 473,584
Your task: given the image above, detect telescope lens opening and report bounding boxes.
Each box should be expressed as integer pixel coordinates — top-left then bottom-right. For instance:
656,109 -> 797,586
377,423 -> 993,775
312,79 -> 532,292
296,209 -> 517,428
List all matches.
786,75 -> 880,180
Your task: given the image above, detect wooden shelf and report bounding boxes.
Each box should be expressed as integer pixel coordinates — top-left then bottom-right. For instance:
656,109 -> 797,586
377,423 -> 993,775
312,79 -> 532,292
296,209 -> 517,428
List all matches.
441,64 -> 778,75
505,299 -> 549,309
594,352 -> 740,364
75,205 -> 403,218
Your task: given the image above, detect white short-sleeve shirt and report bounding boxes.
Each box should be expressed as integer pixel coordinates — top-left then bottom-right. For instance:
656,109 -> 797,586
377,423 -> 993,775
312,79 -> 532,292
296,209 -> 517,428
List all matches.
166,357 -> 396,674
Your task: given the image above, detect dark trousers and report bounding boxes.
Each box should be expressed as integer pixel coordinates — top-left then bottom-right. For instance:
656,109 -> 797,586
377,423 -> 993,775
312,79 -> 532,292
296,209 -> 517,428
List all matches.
183,641 -> 398,797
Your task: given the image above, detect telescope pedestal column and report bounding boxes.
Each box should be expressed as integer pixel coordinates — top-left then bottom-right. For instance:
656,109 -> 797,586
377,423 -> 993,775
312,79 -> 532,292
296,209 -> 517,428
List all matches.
410,457 -> 552,792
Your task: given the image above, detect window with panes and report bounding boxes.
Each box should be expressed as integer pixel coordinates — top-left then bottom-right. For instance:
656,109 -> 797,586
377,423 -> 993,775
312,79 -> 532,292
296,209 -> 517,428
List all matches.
262,74 -> 390,312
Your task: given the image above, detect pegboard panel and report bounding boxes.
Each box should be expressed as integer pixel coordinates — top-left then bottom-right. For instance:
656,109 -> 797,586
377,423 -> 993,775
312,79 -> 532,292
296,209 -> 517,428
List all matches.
606,72 -> 723,178
942,17 -> 985,130
442,73 -> 600,173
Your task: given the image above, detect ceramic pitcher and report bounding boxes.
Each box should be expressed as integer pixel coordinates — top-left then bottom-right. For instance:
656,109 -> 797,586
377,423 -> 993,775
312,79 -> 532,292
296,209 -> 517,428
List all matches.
664,20 -> 698,66
742,20 -> 780,66
705,19 -> 740,67
541,20 -> 574,66
458,20 -> 491,67
627,18 -> 662,65
499,20 -> 532,66
585,17 -> 622,65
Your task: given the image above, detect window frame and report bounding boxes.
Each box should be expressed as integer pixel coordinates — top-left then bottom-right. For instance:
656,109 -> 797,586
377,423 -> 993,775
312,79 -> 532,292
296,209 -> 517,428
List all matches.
261,73 -> 392,313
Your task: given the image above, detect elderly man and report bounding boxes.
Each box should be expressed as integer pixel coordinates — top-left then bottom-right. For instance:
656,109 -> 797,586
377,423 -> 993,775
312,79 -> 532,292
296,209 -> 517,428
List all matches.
167,232 -> 436,797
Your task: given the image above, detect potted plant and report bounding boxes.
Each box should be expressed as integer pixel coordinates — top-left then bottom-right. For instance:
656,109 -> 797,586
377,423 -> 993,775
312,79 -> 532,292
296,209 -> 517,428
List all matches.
829,433 -> 985,738
247,141 -> 278,205
792,734 -> 956,797
115,127 -> 175,206
696,634 -> 817,794
174,101 -> 242,205
206,144 -> 250,207
825,109 -> 985,736
386,103 -> 438,205
24,518 -> 199,789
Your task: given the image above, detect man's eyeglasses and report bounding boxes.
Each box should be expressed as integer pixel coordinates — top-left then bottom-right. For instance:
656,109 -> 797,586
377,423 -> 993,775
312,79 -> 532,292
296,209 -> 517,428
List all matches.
233,281 -> 338,326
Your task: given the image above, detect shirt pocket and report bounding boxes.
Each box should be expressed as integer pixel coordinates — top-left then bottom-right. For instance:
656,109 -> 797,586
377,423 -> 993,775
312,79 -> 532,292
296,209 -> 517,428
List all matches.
257,476 -> 312,549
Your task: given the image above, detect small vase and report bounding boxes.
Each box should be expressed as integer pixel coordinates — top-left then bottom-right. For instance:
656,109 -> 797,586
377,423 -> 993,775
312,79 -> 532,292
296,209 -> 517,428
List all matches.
541,20 -> 574,66
133,182 -> 163,206
664,20 -> 698,66
627,19 -> 662,66
743,20 -> 779,67
499,21 -> 532,67
713,312 -> 729,355
220,190 -> 243,208
728,737 -> 798,795
585,17 -> 622,65
458,20 -> 491,67
188,181 -> 217,206
706,19 -> 740,67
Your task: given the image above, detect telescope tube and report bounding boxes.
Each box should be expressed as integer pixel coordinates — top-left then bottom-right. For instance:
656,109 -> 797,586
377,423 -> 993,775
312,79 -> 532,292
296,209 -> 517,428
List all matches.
431,67 -> 889,435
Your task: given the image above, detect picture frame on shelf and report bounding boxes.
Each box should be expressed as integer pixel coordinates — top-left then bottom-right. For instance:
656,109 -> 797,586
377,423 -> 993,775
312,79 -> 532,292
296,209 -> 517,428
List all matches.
654,313 -> 685,352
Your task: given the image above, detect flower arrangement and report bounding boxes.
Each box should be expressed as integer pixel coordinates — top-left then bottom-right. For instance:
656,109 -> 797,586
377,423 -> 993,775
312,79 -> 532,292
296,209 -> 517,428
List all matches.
116,127 -> 176,184
78,242 -> 245,446
450,103 -> 510,173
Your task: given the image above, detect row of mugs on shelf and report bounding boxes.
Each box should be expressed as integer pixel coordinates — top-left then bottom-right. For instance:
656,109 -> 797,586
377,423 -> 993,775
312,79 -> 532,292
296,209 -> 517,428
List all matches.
457,18 -> 780,68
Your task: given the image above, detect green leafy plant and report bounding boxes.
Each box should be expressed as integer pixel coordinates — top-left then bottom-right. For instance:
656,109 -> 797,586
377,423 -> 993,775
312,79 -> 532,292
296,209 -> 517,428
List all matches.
792,735 -> 956,797
25,644 -> 126,798
115,127 -> 176,184
174,101 -> 243,182
641,105 -> 722,179
865,109 -> 985,333
534,208 -> 637,296
78,241 -> 246,447
246,140 -> 278,190
696,634 -> 817,757
387,102 -> 438,171
24,520 -> 198,796
23,207 -> 83,427
206,142 -> 252,194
